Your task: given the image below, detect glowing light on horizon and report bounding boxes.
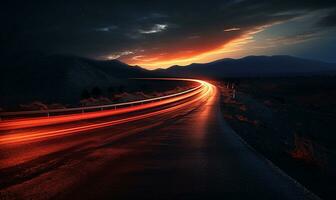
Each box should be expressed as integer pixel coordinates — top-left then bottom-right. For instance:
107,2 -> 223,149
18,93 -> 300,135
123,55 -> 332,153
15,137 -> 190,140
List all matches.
125,33 -> 255,69
122,23 -> 279,69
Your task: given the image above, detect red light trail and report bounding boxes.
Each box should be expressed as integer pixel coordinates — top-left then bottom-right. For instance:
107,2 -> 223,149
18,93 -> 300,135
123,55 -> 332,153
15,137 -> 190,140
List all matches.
0,79 -> 214,144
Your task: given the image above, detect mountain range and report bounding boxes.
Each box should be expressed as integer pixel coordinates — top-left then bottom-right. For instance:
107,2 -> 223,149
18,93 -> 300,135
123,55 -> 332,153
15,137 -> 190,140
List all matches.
1,54 -> 336,107
156,55 -> 336,78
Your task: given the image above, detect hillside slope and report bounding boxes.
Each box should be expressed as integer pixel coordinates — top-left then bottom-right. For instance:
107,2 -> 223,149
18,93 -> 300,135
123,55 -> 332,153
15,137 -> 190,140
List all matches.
0,55 -> 152,106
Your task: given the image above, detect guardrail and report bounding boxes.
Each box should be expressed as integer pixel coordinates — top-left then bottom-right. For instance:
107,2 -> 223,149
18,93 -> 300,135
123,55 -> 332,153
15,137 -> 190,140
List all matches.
0,80 -> 204,120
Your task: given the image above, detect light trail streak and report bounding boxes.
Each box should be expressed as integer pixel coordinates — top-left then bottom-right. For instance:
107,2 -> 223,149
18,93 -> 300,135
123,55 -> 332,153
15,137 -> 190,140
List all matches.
0,79 -> 214,144
0,79 -> 206,131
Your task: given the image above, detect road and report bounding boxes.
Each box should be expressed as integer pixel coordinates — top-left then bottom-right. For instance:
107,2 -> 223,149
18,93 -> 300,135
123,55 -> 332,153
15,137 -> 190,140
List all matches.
0,80 -> 319,200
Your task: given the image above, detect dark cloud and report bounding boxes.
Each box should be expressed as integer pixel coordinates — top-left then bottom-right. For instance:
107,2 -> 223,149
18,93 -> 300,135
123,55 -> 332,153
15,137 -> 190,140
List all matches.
265,31 -> 322,46
1,0 -> 336,65
317,9 -> 336,27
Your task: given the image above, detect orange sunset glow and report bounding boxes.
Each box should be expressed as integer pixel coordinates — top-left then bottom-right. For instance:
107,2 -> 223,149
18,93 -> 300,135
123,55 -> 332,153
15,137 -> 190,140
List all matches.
117,26 -> 267,69
119,34 -> 251,69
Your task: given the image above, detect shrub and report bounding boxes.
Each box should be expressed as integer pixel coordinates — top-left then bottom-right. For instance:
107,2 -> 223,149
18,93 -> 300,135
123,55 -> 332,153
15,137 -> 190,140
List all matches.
81,89 -> 91,99
290,133 -> 327,167
20,101 -> 48,111
91,87 -> 103,98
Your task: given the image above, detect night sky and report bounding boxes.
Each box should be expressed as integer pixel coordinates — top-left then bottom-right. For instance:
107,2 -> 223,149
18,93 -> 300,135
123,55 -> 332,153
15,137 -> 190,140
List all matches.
2,0 -> 336,69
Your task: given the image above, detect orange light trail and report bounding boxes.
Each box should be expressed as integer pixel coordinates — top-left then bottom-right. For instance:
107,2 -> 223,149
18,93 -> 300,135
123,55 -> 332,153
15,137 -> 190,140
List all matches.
0,79 -> 204,131
0,79 -> 214,144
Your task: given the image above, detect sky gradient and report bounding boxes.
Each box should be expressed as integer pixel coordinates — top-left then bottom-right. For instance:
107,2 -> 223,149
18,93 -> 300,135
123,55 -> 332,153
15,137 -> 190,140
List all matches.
2,0 -> 336,69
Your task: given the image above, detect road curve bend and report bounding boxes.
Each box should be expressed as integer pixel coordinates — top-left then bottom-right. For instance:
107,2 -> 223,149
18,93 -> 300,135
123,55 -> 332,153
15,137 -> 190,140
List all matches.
0,79 -> 319,200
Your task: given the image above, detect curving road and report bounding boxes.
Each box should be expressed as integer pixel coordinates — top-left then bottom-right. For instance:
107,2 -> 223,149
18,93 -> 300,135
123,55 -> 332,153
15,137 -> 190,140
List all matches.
0,79 -> 319,200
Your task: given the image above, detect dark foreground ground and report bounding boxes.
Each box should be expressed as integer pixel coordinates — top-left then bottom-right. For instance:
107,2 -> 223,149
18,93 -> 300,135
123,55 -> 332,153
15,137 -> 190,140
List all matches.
219,76 -> 336,200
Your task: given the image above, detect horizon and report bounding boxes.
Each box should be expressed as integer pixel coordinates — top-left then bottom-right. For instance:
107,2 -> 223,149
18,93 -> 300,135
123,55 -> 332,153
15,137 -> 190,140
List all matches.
120,54 -> 336,69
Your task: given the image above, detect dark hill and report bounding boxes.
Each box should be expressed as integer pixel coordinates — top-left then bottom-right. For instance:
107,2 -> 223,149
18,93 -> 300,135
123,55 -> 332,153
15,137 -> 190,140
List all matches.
0,55 -> 153,107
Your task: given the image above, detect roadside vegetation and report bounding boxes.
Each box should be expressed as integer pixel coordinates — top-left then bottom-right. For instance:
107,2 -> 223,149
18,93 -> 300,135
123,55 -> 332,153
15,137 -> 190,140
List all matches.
3,80 -> 196,112
78,85 -> 190,107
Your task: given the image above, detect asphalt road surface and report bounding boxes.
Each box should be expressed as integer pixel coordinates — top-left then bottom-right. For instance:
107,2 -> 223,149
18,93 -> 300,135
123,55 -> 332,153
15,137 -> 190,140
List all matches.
0,81 -> 319,200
